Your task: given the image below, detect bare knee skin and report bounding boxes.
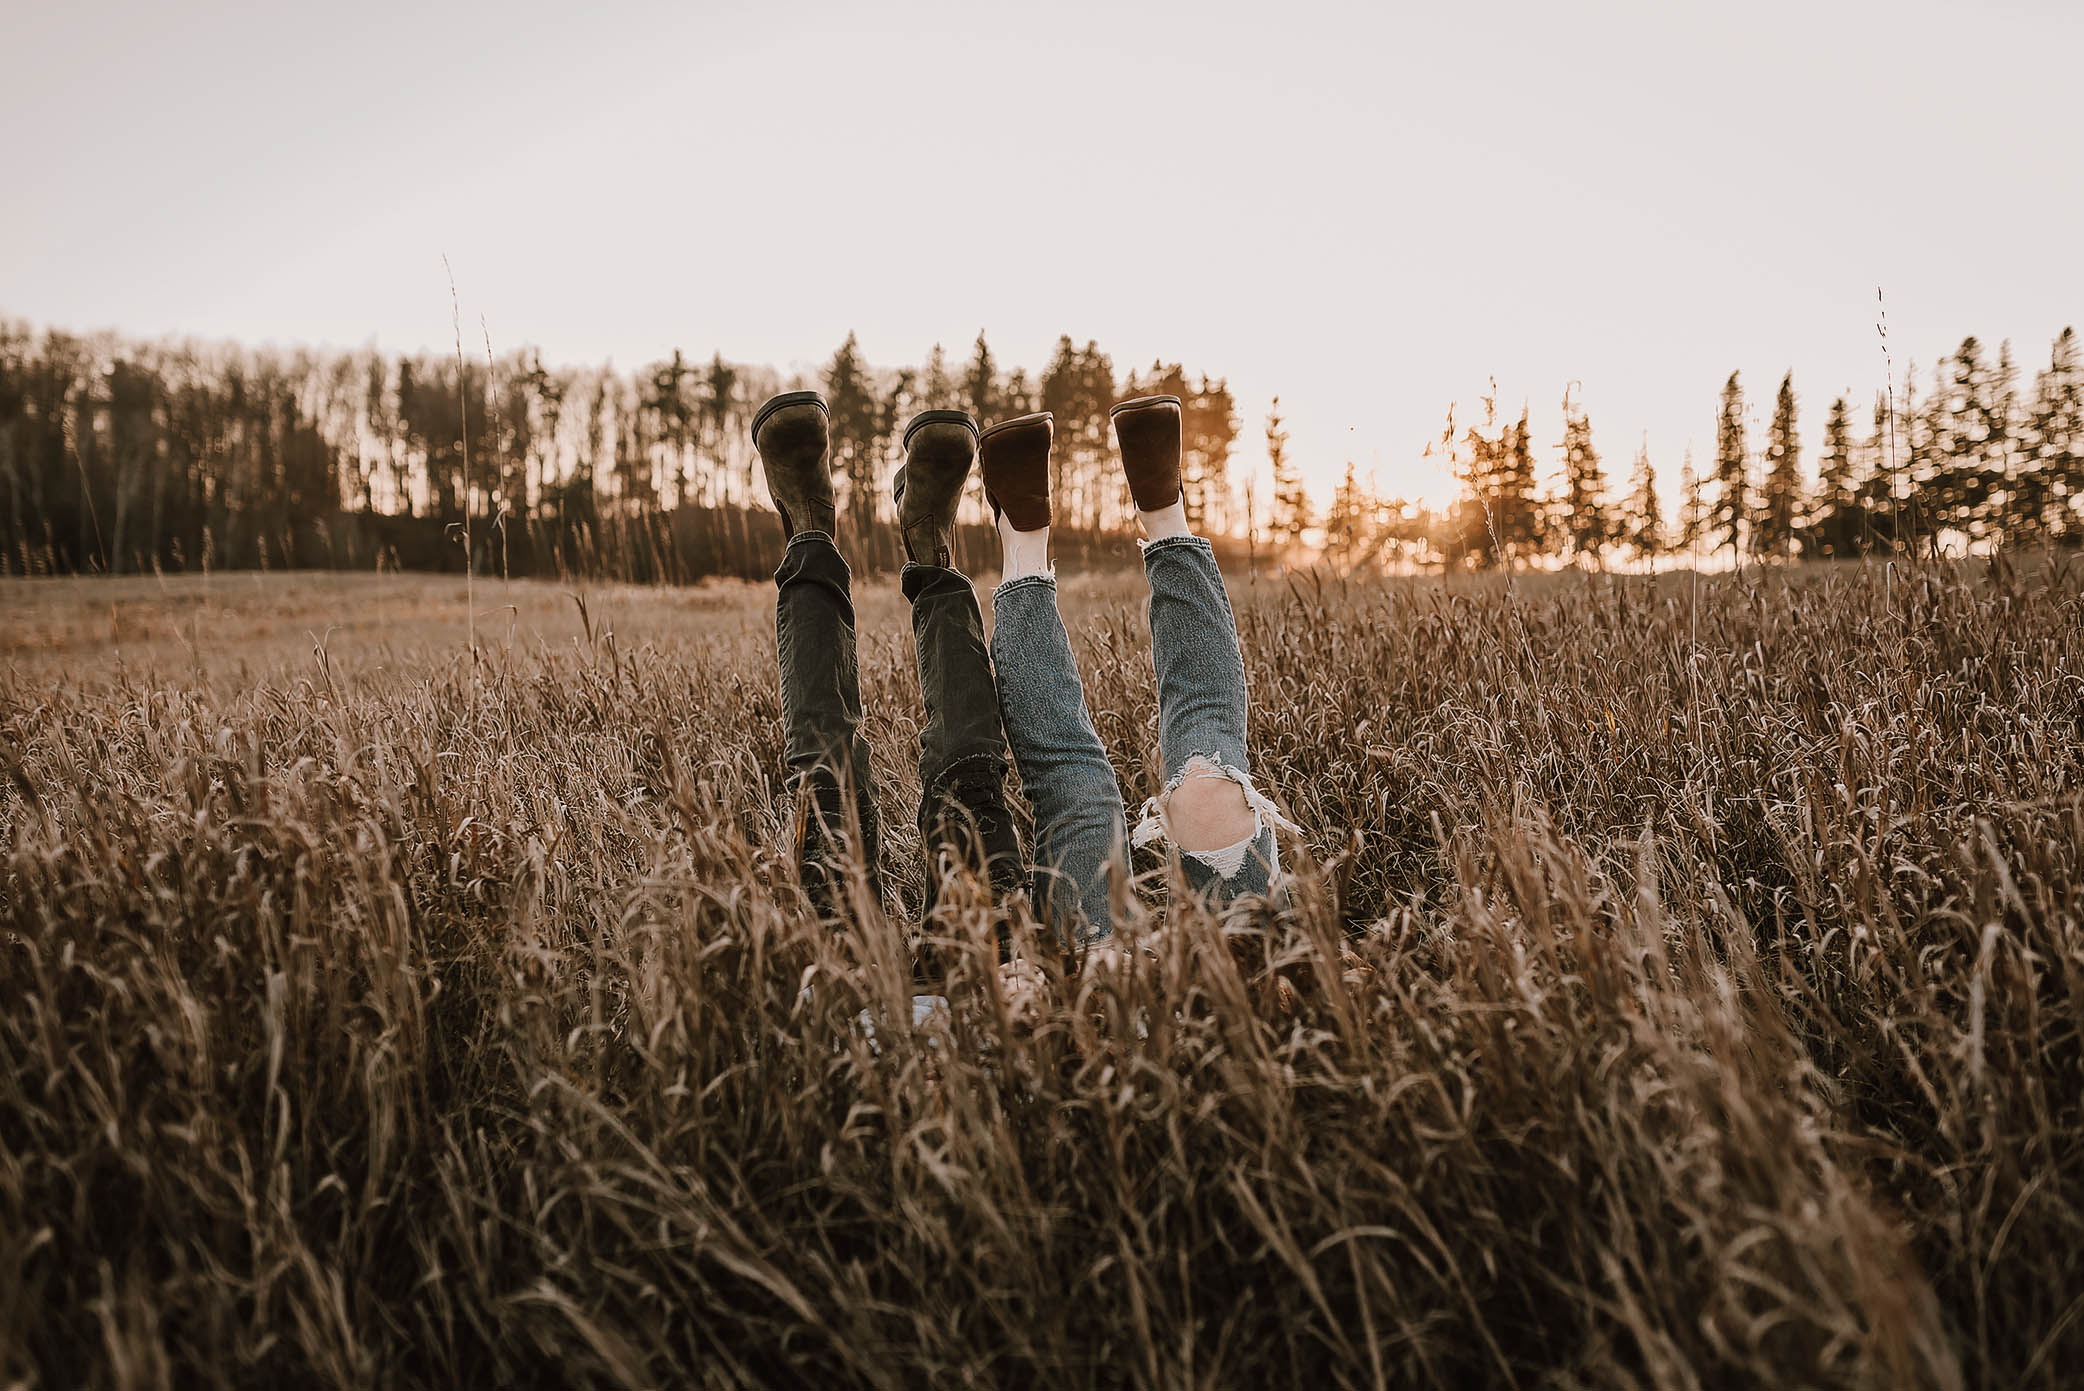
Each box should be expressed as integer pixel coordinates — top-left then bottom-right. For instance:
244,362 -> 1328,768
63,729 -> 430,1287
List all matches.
1167,759 -> 1258,852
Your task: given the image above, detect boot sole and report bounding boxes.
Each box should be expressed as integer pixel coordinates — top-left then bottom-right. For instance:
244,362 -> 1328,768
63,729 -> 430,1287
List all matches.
1111,395 -> 1183,512
751,389 -> 829,441
894,412 -> 980,560
901,408 -> 979,451
977,412 -> 1054,525
979,410 -> 1052,444
1110,393 -> 1182,420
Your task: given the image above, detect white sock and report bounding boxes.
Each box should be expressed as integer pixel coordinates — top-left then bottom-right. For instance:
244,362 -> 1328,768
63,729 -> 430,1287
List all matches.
1137,499 -> 1191,542
998,515 -> 1051,580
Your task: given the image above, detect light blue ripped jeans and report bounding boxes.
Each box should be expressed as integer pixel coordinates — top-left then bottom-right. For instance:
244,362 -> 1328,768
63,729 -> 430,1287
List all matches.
990,534 -> 1297,947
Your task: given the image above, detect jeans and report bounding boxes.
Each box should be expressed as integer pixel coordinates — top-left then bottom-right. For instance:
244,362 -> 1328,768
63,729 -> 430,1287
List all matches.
989,575 -> 1128,940
773,533 -> 1022,928
992,535 -> 1291,947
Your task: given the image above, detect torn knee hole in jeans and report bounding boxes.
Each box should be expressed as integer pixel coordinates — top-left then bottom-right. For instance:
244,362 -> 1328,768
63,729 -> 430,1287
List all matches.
1130,755 -> 1300,877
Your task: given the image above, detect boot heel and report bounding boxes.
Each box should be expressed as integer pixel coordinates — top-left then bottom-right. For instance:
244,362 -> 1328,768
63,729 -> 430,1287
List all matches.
751,389 -> 828,441
980,410 -> 1053,443
1109,393 -> 1181,419
901,408 -> 980,451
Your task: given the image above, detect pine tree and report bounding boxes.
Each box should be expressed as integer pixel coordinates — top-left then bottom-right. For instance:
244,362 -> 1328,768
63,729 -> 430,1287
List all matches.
1624,433 -> 1661,562
1453,393 -> 1540,568
1864,390 -> 1893,507
1499,408 -> 1541,563
2025,327 -> 2084,539
1082,342 -> 1120,531
822,332 -> 880,552
1323,462 -> 1365,572
514,351 -> 558,518
961,332 -> 997,425
1038,337 -> 1081,527
645,349 -> 697,509
1267,398 -> 1310,560
1000,368 -> 1035,417
1898,365 -> 1933,548
1711,373 -> 1747,558
1559,387 -> 1613,565
1040,338 -> 1116,531
366,354 -> 408,516
1992,340 -> 2022,539
1847,390 -> 1899,551
1183,375 -> 1238,535
920,343 -> 956,410
1678,447 -> 1705,558
1758,371 -> 1802,558
611,373 -> 655,518
1814,395 -> 1855,555
1447,394 -> 1502,569
1368,491 -> 1425,570
1922,338 -> 2000,542
701,352 -> 739,506
1816,396 -> 1854,516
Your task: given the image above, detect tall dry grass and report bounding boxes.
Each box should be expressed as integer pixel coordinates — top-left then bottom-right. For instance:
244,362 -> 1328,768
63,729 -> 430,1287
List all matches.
1,554 -> 2079,1388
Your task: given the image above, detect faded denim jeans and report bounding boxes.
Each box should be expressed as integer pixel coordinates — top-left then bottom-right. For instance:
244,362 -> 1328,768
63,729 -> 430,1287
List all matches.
773,532 -> 1022,929
991,535 -> 1294,947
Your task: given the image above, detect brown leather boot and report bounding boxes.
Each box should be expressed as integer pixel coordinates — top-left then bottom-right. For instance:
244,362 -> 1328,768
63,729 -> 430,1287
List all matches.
1110,393 -> 1184,511
978,411 -> 1053,532
751,390 -> 836,538
894,409 -> 979,567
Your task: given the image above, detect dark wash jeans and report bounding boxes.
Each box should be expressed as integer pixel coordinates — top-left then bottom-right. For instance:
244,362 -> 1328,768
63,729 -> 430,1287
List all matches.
773,532 -> 1022,942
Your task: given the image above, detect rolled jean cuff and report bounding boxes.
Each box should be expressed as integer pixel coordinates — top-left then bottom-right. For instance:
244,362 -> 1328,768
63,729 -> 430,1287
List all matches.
900,559 -> 975,594
994,572 -> 1059,598
1139,534 -> 1215,558
774,529 -> 844,575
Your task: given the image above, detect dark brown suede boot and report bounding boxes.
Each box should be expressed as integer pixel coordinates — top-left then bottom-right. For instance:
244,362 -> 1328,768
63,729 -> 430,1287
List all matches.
752,390 -> 836,538
1110,393 -> 1184,511
978,411 -> 1053,531
893,409 -> 979,567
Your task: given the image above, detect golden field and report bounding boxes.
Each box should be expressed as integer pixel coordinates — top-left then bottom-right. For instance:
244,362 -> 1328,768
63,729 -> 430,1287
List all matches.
3,556 -> 2080,1389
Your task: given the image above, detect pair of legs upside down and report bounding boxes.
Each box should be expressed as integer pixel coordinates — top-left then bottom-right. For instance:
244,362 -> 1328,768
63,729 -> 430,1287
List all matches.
753,388 -> 1296,981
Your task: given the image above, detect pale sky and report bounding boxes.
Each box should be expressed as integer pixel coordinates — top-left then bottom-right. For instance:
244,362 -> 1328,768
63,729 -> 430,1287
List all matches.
6,0 -> 2080,511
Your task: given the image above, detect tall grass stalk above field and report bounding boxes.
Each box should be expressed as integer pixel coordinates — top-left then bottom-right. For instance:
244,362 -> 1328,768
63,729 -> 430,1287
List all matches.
2,556 -> 2079,1388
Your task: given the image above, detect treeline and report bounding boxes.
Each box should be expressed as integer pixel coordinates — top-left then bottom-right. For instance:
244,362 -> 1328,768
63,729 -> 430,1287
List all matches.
0,320 -> 1240,580
7,314 -> 2079,582
1303,329 -> 2084,573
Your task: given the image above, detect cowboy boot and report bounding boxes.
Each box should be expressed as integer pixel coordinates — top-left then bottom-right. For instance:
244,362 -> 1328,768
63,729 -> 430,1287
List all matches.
977,410 -> 1053,531
752,389 -> 836,538
892,409 -> 979,567
1110,393 -> 1184,511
